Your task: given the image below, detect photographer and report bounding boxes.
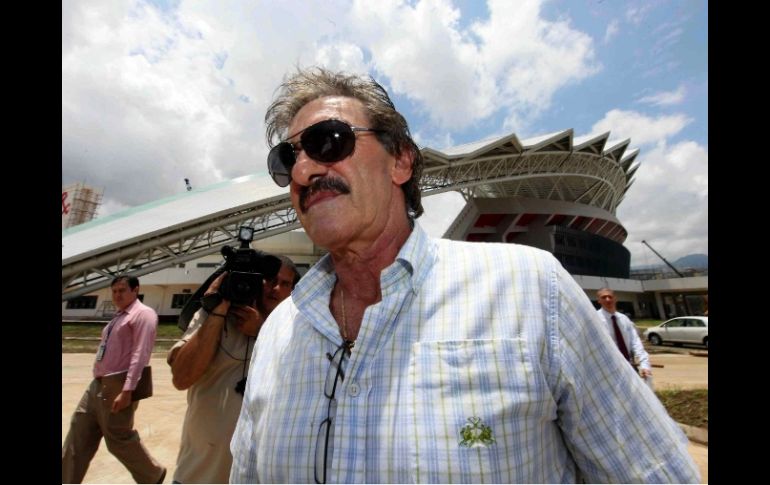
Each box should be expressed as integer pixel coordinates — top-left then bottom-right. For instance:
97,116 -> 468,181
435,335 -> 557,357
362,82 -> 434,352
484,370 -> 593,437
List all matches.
167,256 -> 299,484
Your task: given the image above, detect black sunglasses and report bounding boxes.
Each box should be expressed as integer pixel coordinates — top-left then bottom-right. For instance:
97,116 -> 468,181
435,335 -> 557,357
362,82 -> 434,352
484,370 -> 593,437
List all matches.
267,119 -> 383,187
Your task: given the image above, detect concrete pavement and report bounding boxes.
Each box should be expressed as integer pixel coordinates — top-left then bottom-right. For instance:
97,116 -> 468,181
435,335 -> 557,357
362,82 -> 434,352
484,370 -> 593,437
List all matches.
62,352 -> 708,483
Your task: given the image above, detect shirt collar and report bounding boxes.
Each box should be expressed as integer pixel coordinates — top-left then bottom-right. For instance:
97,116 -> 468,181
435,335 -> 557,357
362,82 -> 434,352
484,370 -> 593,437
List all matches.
116,298 -> 141,316
389,221 -> 436,295
292,222 -> 438,308
599,307 -> 617,318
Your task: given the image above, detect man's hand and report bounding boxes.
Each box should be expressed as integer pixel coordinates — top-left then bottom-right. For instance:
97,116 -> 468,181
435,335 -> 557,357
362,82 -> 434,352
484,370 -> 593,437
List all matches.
229,305 -> 264,337
640,368 -> 652,378
205,272 -> 228,296
111,390 -> 133,413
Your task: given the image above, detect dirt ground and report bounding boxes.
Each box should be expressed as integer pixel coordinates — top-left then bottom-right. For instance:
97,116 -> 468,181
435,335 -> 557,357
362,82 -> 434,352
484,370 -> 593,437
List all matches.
62,352 -> 708,483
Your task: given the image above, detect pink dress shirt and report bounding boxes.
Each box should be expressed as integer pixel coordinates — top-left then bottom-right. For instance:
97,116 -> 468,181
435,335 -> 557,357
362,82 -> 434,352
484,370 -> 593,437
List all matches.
92,298 -> 158,392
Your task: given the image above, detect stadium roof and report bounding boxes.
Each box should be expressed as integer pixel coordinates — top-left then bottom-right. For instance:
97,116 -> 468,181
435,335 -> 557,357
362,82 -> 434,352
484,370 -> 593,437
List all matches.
63,128 -> 639,299
62,174 -> 296,299
421,128 -> 638,213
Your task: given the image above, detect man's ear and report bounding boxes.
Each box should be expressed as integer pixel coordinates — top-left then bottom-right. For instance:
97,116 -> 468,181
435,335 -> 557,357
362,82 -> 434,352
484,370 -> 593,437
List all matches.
391,148 -> 413,185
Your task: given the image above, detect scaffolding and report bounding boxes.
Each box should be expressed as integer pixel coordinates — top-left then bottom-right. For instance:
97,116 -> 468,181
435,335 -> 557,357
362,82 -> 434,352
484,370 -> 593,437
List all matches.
62,182 -> 103,229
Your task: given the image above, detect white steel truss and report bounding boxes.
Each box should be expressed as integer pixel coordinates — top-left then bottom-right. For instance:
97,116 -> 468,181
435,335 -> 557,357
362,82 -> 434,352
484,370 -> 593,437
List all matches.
62,199 -> 299,300
421,150 -> 628,213
62,131 -> 636,300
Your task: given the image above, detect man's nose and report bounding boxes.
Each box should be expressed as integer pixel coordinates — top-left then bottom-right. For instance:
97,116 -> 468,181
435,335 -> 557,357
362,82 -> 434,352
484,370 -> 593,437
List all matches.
291,150 -> 330,186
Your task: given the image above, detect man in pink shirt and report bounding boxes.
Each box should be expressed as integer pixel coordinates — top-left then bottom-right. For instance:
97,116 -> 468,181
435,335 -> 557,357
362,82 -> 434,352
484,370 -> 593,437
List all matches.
62,276 -> 166,483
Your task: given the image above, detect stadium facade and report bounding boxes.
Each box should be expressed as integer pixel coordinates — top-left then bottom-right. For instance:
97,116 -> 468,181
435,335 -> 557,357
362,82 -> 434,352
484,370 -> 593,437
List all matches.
62,129 -> 707,322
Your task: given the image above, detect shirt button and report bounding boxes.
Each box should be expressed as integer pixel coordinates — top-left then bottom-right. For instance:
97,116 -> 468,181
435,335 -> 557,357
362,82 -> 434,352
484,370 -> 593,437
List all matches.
348,382 -> 360,397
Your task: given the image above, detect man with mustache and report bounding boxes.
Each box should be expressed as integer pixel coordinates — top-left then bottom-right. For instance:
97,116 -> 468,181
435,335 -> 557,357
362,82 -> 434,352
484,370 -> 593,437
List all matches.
229,67 -> 700,483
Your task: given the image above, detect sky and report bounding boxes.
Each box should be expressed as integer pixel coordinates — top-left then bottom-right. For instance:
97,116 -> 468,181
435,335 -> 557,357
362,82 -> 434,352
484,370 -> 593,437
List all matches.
62,0 -> 708,268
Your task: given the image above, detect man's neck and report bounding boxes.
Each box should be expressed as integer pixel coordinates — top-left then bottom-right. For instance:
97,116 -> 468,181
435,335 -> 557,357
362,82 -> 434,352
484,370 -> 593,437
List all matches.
330,216 -> 412,305
116,298 -> 137,313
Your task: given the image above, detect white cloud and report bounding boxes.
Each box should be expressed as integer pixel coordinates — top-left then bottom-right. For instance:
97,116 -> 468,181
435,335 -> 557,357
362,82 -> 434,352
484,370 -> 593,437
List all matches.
603,19 -> 620,44
62,0 -> 706,274
625,4 -> 655,26
64,0 -> 606,217
349,0 -> 600,130
62,0 -> 352,211
413,129 -> 455,152
589,109 -> 691,147
97,198 -> 132,219
349,0 -> 496,130
588,110 -> 708,264
313,42 -> 368,74
636,84 -> 686,106
420,191 -> 467,237
62,1 -> 250,208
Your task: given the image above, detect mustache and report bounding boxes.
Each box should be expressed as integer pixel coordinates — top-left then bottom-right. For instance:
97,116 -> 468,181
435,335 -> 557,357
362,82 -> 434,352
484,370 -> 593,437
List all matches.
298,177 -> 351,213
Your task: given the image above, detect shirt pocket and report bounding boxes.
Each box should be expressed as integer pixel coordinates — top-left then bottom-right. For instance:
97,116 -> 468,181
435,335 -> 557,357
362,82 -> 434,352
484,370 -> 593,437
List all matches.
406,338 -> 556,483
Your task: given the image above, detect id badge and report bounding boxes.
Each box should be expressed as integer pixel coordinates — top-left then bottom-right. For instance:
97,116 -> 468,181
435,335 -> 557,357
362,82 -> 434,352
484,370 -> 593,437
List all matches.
95,343 -> 106,361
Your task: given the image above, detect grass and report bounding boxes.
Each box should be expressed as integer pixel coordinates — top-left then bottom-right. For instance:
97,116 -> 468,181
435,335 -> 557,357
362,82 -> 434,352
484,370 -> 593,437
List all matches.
62,323 -> 183,354
634,319 -> 664,328
655,389 -> 708,429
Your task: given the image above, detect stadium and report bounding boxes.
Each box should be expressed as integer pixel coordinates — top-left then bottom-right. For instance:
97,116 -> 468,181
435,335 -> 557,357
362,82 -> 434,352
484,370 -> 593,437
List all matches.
62,128 -> 707,322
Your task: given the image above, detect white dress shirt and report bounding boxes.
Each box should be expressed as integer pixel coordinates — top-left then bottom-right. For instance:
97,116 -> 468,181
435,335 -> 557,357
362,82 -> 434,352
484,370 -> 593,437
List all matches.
597,307 -> 651,371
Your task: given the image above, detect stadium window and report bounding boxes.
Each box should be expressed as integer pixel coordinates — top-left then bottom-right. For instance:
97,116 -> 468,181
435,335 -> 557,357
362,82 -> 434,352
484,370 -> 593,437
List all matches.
171,293 -> 193,309
196,262 -> 219,268
66,295 -> 98,310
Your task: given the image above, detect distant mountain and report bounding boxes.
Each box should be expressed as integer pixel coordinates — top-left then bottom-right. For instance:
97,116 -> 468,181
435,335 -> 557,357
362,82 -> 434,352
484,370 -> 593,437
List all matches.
673,253 -> 708,269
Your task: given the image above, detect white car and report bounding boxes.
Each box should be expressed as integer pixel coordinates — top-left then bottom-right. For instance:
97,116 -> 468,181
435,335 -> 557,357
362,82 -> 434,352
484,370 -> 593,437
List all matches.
643,316 -> 708,348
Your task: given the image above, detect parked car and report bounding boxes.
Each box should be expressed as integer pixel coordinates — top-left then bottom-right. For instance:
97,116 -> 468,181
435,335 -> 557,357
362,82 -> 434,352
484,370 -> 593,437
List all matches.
643,316 -> 708,348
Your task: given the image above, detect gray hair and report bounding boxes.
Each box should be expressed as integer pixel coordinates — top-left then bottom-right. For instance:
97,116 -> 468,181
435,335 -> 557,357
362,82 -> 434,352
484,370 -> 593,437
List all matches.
265,66 -> 424,219
276,254 -> 301,288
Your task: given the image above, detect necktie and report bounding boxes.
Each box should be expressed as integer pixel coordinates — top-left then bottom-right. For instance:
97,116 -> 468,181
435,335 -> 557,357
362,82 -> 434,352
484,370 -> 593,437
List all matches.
611,314 -> 631,361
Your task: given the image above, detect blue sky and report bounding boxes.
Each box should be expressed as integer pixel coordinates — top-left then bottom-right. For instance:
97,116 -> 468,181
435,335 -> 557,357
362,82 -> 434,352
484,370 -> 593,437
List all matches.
62,0 -> 708,267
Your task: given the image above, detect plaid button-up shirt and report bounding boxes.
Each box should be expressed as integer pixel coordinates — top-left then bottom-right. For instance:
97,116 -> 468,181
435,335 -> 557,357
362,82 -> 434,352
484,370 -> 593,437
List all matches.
230,223 -> 700,483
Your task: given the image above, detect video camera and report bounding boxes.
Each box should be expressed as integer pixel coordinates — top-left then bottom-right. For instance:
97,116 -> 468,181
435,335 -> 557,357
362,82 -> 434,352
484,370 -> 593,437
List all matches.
177,226 -> 282,331
219,226 -> 281,305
